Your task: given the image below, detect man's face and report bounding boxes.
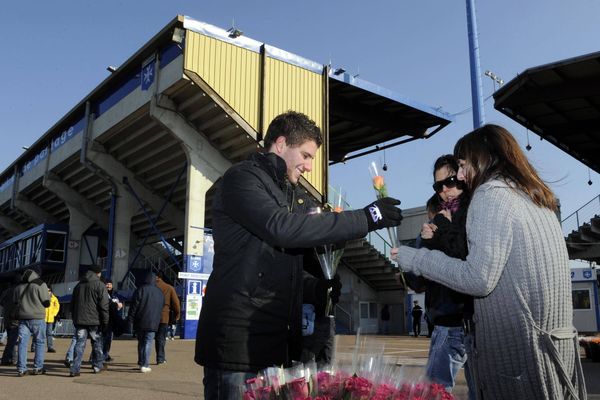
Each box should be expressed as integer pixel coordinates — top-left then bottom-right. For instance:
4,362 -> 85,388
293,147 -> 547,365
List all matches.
273,136 -> 318,184
106,282 -> 113,291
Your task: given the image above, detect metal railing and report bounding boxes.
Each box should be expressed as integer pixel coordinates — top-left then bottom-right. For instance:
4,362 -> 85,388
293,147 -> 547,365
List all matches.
334,303 -> 353,332
121,253 -> 182,293
53,319 -> 75,337
561,194 -> 600,236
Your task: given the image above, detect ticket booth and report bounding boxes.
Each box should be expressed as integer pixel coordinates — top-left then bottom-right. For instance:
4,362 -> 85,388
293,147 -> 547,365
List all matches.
571,265 -> 600,333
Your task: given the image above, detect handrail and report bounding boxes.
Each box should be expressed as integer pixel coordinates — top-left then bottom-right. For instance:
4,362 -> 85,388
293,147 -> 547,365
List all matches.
561,194 -> 600,224
334,303 -> 353,332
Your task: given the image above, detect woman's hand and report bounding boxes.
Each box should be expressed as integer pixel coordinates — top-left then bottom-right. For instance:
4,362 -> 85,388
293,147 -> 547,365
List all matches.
421,223 -> 437,239
438,209 -> 452,222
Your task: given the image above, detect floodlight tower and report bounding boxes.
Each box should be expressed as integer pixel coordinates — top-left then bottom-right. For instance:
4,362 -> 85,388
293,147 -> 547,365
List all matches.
466,0 -> 485,128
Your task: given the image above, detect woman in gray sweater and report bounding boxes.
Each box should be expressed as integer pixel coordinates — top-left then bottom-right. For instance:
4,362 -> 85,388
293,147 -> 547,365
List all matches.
394,125 -> 585,400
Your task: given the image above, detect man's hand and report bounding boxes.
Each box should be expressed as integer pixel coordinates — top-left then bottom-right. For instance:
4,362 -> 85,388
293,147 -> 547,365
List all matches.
363,197 -> 403,232
329,274 -> 342,305
315,274 -> 342,310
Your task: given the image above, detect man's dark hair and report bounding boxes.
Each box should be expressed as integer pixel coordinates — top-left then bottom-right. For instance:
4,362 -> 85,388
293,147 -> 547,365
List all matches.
263,111 -> 322,149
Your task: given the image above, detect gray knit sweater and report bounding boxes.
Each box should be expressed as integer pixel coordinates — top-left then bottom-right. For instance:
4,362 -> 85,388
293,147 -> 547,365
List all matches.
398,179 -> 586,400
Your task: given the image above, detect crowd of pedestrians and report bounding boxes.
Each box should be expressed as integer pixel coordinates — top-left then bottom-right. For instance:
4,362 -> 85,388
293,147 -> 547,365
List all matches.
0,264 -> 181,378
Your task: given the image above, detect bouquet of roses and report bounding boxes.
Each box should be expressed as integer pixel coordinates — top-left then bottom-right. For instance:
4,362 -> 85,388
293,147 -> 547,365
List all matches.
242,365 -> 456,400
241,334 -> 458,400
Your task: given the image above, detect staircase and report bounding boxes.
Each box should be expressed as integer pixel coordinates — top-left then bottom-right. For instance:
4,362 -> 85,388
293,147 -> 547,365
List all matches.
120,254 -> 183,296
563,195 -> 600,262
341,238 -> 402,291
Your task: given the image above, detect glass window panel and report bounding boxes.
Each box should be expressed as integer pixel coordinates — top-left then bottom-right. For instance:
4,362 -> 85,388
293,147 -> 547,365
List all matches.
572,289 -> 591,310
360,303 -> 369,319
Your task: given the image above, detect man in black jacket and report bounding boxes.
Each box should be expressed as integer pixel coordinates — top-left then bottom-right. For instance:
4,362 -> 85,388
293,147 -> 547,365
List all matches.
128,270 -> 164,373
195,111 -> 403,399
69,264 -> 109,377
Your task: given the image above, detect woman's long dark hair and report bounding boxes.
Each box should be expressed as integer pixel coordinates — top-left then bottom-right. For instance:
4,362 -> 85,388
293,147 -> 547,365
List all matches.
453,124 -> 557,211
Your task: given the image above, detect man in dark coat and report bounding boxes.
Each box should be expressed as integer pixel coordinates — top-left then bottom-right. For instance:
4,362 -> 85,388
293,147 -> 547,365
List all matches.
70,264 -> 109,376
195,111 -> 403,399
128,270 -> 164,373
0,274 -> 21,366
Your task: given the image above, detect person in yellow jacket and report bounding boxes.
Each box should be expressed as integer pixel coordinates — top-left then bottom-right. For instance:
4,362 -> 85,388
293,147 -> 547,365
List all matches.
45,287 -> 60,352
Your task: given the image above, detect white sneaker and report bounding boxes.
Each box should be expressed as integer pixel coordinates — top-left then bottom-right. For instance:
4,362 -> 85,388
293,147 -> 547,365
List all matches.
140,366 -> 152,373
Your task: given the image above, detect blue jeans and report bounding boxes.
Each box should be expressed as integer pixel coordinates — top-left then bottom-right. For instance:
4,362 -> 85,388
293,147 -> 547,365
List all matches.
425,325 -> 467,391
71,326 -> 104,373
17,319 -> 46,372
66,335 -> 76,362
46,322 -> 55,350
136,330 -> 155,368
203,367 -> 257,400
155,323 -> 168,363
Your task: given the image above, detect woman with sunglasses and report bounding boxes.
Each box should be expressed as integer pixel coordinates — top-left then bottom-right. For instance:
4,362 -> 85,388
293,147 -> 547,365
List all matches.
394,125 -> 585,400
406,154 -> 473,394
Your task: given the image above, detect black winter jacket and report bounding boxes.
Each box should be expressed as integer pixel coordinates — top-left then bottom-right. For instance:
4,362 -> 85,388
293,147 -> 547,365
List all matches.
406,193 -> 473,326
195,152 -> 368,372
128,271 -> 164,332
71,271 -> 109,327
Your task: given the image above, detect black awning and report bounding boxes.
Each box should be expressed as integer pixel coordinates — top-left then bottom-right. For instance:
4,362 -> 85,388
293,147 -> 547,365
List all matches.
494,51 -> 600,173
328,75 -> 453,163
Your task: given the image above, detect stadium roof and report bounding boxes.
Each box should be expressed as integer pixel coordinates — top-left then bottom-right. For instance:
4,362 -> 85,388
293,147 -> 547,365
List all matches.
494,51 -> 600,173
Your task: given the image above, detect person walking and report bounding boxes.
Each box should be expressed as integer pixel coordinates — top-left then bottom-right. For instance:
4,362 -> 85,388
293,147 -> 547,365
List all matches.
14,268 -> 50,376
195,111 -> 403,400
103,279 -> 123,363
69,264 -> 109,377
154,272 -> 180,365
380,304 -> 391,335
411,300 -> 423,337
128,270 -> 164,373
394,124 -> 586,399
44,286 -> 60,353
0,274 -> 21,366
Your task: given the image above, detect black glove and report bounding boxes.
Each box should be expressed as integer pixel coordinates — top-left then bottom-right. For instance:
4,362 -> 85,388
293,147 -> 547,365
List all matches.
329,274 -> 342,304
363,197 -> 403,231
316,274 -> 342,310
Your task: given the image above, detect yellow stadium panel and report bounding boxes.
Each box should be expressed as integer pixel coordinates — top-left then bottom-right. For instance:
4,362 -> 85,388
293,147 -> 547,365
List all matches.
184,31 -> 261,131
264,57 -> 325,195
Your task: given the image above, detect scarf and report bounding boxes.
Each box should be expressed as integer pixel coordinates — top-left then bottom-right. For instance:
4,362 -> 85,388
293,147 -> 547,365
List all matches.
440,197 -> 461,213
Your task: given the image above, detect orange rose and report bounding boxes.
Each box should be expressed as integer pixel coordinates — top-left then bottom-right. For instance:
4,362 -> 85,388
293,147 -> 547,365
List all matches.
372,175 -> 385,190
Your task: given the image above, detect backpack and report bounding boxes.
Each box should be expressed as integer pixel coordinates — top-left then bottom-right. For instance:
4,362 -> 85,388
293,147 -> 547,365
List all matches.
9,283 -> 30,321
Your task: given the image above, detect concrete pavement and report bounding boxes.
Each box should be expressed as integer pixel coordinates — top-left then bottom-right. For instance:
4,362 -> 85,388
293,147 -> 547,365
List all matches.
0,335 -> 598,399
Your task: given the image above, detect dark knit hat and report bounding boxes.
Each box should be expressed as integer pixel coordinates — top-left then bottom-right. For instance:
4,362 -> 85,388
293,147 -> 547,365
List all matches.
89,264 -> 103,274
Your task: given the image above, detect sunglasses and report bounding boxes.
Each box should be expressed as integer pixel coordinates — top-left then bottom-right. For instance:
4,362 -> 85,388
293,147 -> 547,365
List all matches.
432,175 -> 461,193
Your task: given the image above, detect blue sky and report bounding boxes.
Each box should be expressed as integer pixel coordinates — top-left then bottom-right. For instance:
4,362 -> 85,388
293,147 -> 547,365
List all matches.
0,0 -> 598,224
